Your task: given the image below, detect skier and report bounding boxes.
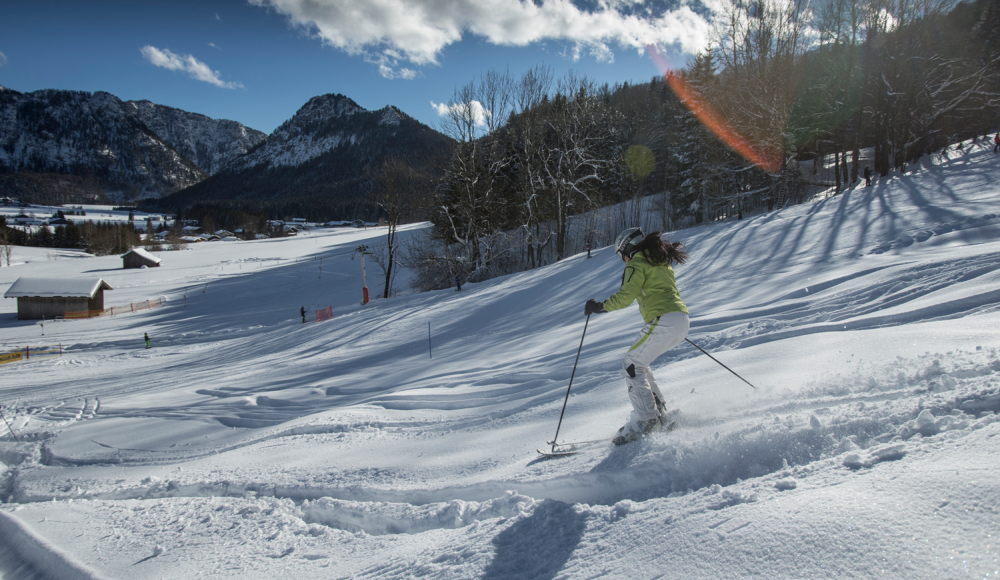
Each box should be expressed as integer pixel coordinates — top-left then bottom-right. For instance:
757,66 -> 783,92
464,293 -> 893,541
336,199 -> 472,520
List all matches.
737,205 -> 743,220
300,306 -> 306,324
455,276 -> 462,292
864,165 -> 873,187
586,241 -> 592,259
994,133 -> 999,153
584,228 -> 690,445
144,333 -> 150,349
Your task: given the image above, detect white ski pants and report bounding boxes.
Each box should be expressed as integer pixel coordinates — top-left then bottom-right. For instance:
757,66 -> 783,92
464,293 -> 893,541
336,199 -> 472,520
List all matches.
622,311 -> 690,421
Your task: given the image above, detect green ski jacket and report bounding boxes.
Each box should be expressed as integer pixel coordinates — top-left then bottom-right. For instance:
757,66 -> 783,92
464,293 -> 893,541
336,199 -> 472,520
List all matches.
602,252 -> 688,323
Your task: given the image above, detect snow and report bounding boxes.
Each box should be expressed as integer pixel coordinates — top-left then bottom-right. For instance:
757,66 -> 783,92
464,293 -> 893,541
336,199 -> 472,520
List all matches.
3,278 -> 111,299
1,142 -> 1000,579
379,107 -> 402,126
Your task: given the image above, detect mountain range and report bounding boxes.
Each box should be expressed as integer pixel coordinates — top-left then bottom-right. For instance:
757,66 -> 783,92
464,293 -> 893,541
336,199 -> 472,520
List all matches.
161,93 -> 454,208
0,86 -> 453,211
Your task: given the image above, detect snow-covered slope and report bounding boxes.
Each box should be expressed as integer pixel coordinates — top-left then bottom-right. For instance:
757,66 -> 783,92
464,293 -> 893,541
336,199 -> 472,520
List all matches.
1,142 -> 999,579
126,100 -> 267,175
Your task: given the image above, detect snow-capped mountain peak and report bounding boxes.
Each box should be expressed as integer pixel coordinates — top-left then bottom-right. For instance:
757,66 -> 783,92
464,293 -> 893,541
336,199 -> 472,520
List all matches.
379,106 -> 403,126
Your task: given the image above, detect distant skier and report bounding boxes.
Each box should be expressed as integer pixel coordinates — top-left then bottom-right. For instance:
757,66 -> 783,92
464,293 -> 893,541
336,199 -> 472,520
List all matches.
144,333 -> 150,349
455,276 -> 462,292
864,166 -> 873,187
994,133 -> 999,153
586,241 -> 592,259
584,228 -> 690,445
737,205 -> 743,220
300,306 -> 306,324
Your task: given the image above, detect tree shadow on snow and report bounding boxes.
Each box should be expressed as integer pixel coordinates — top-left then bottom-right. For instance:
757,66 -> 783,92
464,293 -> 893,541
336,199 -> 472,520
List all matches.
481,499 -> 587,580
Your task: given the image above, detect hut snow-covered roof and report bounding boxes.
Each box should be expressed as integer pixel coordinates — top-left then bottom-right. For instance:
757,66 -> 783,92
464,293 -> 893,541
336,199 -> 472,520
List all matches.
122,247 -> 162,265
4,277 -> 113,299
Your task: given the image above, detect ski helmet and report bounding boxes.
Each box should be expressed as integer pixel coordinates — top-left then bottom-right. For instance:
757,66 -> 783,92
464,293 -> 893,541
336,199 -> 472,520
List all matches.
614,227 -> 644,258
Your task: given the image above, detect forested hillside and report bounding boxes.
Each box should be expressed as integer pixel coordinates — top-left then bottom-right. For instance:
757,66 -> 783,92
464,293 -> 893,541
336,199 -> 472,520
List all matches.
410,0 -> 1000,288
0,88 -> 206,202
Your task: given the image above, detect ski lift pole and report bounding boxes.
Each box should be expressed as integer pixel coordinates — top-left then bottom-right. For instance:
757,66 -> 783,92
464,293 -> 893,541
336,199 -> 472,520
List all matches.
0,404 -> 19,443
549,313 -> 591,452
685,338 -> 757,390
353,245 -> 370,305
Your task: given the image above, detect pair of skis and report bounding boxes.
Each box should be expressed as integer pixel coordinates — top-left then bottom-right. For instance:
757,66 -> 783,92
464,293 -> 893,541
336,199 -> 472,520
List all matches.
537,438 -> 607,458
537,418 -> 678,458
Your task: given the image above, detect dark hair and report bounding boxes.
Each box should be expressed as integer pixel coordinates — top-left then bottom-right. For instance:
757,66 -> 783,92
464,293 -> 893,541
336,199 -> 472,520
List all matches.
632,232 -> 688,266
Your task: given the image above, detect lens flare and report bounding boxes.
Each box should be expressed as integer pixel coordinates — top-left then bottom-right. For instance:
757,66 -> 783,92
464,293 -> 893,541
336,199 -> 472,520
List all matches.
646,45 -> 782,174
625,144 -> 655,178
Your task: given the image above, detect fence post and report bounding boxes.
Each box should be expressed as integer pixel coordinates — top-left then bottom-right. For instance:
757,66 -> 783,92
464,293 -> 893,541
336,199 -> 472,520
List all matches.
131,303 -> 134,313
25,346 -> 29,360
59,343 -> 63,356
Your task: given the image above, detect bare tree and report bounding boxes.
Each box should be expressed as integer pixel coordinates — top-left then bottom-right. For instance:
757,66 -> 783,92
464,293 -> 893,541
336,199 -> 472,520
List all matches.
435,73 -> 519,277
368,156 -> 421,298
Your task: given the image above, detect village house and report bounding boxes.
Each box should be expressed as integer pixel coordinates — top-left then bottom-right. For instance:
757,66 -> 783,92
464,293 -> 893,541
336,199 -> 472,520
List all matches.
4,277 -> 113,320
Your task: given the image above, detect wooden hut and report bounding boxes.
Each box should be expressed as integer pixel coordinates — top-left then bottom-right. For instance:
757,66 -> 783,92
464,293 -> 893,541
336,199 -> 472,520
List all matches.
122,247 -> 162,269
4,277 -> 113,320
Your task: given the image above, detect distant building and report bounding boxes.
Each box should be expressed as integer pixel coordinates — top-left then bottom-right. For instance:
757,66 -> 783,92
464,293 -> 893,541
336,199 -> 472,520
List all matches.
121,248 -> 162,269
12,213 -> 44,226
4,277 -> 113,320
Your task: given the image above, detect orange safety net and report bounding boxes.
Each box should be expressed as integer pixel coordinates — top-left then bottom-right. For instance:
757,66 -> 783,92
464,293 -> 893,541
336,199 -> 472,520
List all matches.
65,299 -> 162,319
316,306 -> 333,322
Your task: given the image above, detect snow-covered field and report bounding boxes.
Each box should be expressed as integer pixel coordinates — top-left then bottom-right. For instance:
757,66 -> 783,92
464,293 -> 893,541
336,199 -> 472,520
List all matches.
1,143 -> 999,579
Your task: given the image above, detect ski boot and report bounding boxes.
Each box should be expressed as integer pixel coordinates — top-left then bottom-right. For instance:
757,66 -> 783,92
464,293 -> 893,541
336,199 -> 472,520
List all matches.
612,417 -> 660,446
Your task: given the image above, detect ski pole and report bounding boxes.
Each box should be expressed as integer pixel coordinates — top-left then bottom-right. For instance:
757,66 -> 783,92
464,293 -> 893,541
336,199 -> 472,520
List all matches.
549,313 -> 591,452
0,404 -> 18,443
685,338 -> 757,390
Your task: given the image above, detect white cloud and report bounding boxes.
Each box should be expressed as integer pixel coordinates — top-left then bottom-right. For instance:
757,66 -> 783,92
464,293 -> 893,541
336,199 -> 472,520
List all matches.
215,12 -> 222,20
0,52 -> 7,67
208,42 -> 220,49
140,45 -> 243,89
431,99 -> 491,126
366,52 -> 419,79
249,0 -> 714,74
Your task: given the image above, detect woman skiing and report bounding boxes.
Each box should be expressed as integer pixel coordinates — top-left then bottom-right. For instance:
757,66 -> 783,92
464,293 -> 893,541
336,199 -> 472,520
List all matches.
585,228 -> 690,445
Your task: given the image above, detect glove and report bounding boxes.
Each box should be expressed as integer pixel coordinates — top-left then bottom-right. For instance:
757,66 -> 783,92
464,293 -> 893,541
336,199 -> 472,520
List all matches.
584,299 -> 605,315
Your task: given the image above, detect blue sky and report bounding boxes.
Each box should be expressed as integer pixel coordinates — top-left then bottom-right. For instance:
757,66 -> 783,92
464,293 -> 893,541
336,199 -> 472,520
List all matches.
0,0 -> 714,135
